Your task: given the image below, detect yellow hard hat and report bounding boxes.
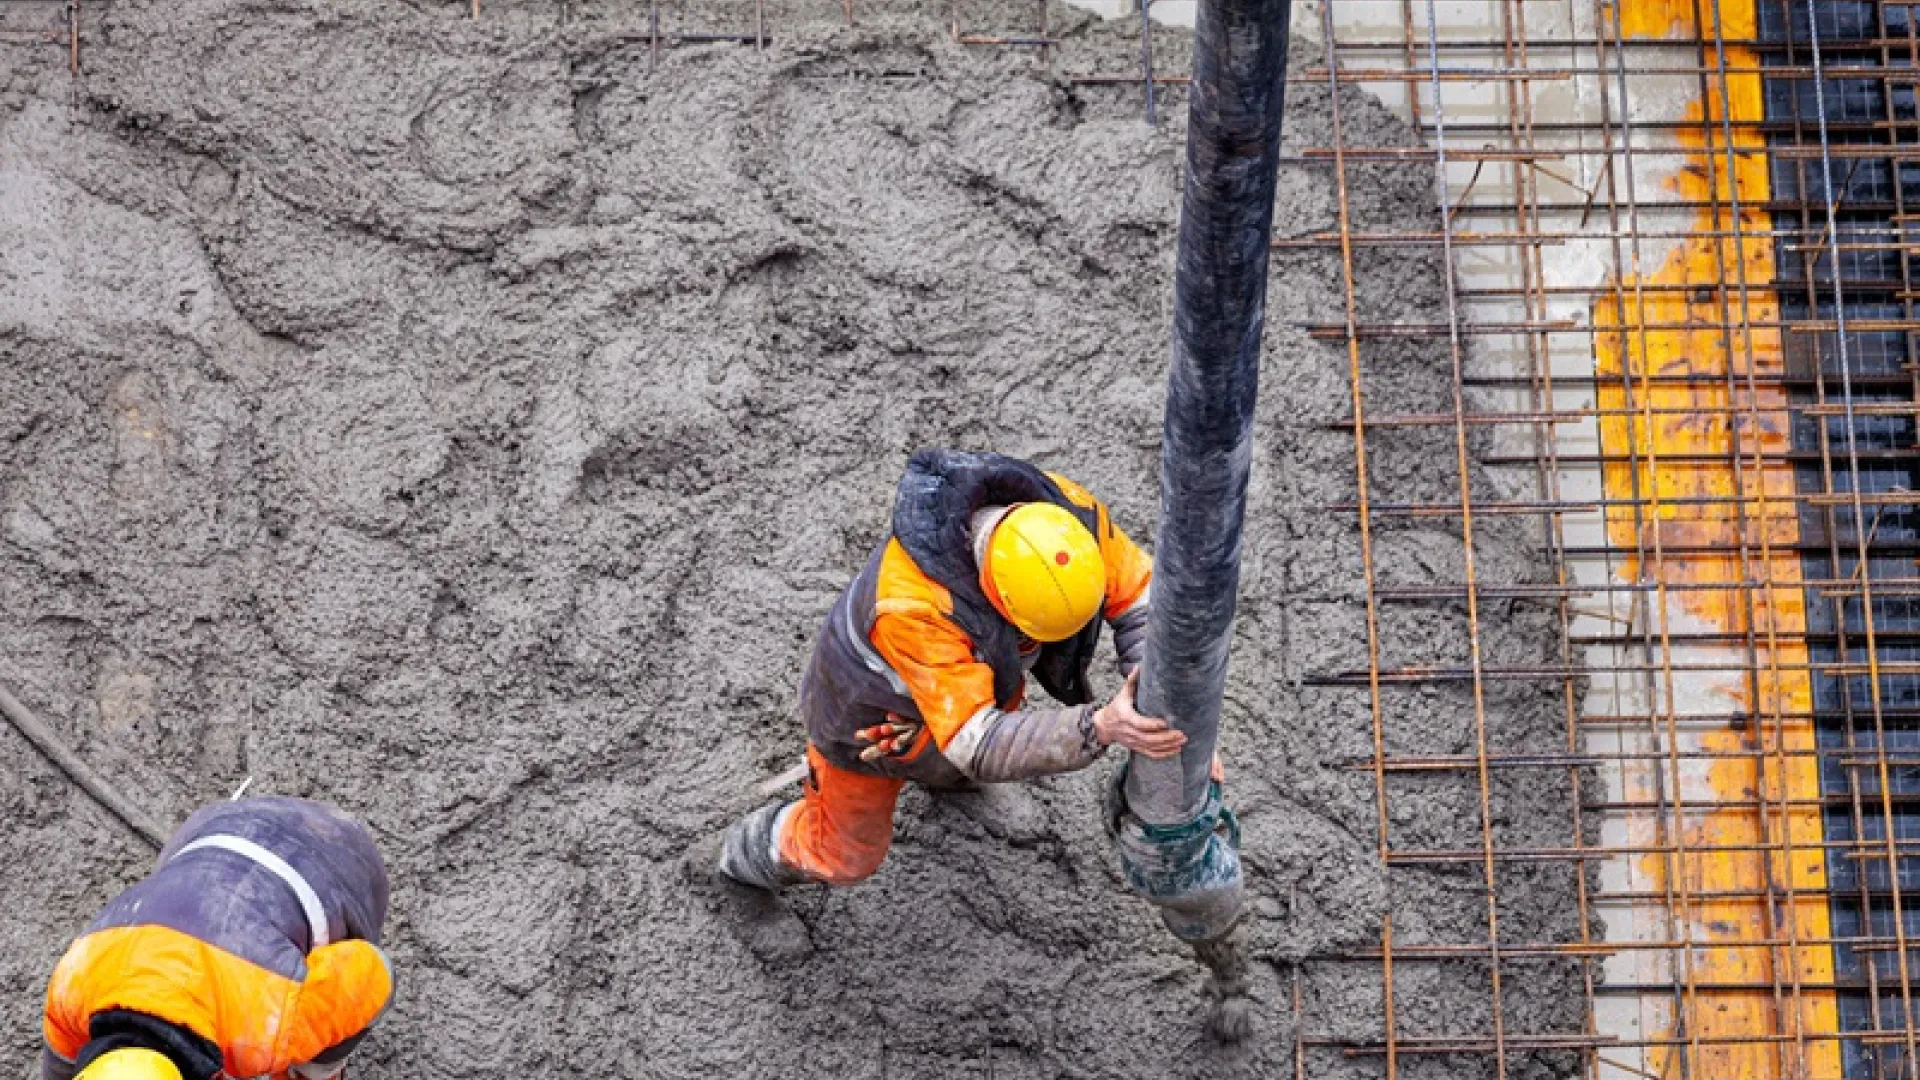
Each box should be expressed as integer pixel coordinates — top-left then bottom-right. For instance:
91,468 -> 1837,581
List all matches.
76,1049 -> 182,1080
983,503 -> 1106,643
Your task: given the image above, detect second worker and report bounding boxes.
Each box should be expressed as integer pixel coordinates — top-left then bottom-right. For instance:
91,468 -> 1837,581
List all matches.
718,448 -> 1191,890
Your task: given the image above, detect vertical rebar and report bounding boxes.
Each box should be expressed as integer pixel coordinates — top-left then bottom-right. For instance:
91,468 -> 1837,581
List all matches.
1039,0 -> 1049,71
1138,0 -> 1157,126
1420,1 -> 1507,1073
1697,0 -> 1814,1073
1599,1 -> 1708,1072
1498,2 -> 1601,1076
1319,4 -> 1398,1076
1398,0 -> 1420,131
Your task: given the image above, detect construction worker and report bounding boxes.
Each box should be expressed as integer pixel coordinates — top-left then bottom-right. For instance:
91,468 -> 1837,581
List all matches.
41,797 -> 393,1080
719,448 -> 1191,890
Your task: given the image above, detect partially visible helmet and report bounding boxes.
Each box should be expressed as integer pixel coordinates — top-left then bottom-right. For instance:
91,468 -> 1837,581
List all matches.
981,503 -> 1106,643
76,1048 -> 182,1080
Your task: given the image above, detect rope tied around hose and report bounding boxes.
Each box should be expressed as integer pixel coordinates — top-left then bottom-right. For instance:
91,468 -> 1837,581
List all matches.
1103,761 -> 1243,943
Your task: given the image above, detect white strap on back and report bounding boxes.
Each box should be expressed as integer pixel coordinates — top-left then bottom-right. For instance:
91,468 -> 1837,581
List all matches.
174,834 -> 331,949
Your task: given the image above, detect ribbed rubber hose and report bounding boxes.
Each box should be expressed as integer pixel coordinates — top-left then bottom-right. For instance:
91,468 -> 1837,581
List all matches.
1124,0 -> 1292,827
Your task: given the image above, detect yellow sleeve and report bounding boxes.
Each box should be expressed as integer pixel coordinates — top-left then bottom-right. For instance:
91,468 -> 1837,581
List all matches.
277,941 -> 393,1071
1045,473 -> 1153,618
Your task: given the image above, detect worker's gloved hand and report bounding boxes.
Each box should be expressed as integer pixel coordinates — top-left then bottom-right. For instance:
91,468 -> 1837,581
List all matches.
857,714 -> 924,764
1093,672 -> 1186,759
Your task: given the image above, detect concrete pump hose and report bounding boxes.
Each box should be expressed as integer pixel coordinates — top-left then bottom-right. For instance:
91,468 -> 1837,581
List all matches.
1116,0 -> 1294,935
1125,0 -> 1292,832
1108,0 -> 1294,1041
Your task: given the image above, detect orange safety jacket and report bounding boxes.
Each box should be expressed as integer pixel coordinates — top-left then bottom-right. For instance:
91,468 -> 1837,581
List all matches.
798,450 -> 1152,783
43,797 -> 393,1080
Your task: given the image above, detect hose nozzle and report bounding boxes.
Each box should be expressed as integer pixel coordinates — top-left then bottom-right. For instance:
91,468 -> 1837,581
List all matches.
1104,763 -> 1244,942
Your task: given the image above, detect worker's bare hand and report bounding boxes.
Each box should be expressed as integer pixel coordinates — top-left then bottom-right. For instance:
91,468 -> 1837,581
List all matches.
857,713 -> 923,763
1094,671 -> 1187,759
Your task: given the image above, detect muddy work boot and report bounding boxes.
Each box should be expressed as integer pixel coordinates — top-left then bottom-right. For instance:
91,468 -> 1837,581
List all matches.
711,803 -> 815,965
716,802 -> 809,891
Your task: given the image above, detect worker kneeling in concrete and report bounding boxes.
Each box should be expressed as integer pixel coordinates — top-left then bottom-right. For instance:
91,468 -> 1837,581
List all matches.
720,448 -> 1186,889
41,797 -> 393,1080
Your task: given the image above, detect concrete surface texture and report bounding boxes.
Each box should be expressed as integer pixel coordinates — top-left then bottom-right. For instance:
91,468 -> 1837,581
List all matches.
0,1 -> 1590,1076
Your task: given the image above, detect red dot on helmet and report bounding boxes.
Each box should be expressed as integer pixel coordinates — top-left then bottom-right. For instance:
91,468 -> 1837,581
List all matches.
1055,551 -> 1070,566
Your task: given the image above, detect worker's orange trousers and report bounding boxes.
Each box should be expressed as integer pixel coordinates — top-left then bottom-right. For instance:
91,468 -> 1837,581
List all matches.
775,743 -> 908,885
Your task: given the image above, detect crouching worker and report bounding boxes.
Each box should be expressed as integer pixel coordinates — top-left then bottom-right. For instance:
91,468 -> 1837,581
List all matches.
42,797 -> 393,1080
719,448 -> 1187,890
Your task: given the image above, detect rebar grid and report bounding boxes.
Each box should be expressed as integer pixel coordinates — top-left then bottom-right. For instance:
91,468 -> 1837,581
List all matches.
1310,2 -> 1920,1079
